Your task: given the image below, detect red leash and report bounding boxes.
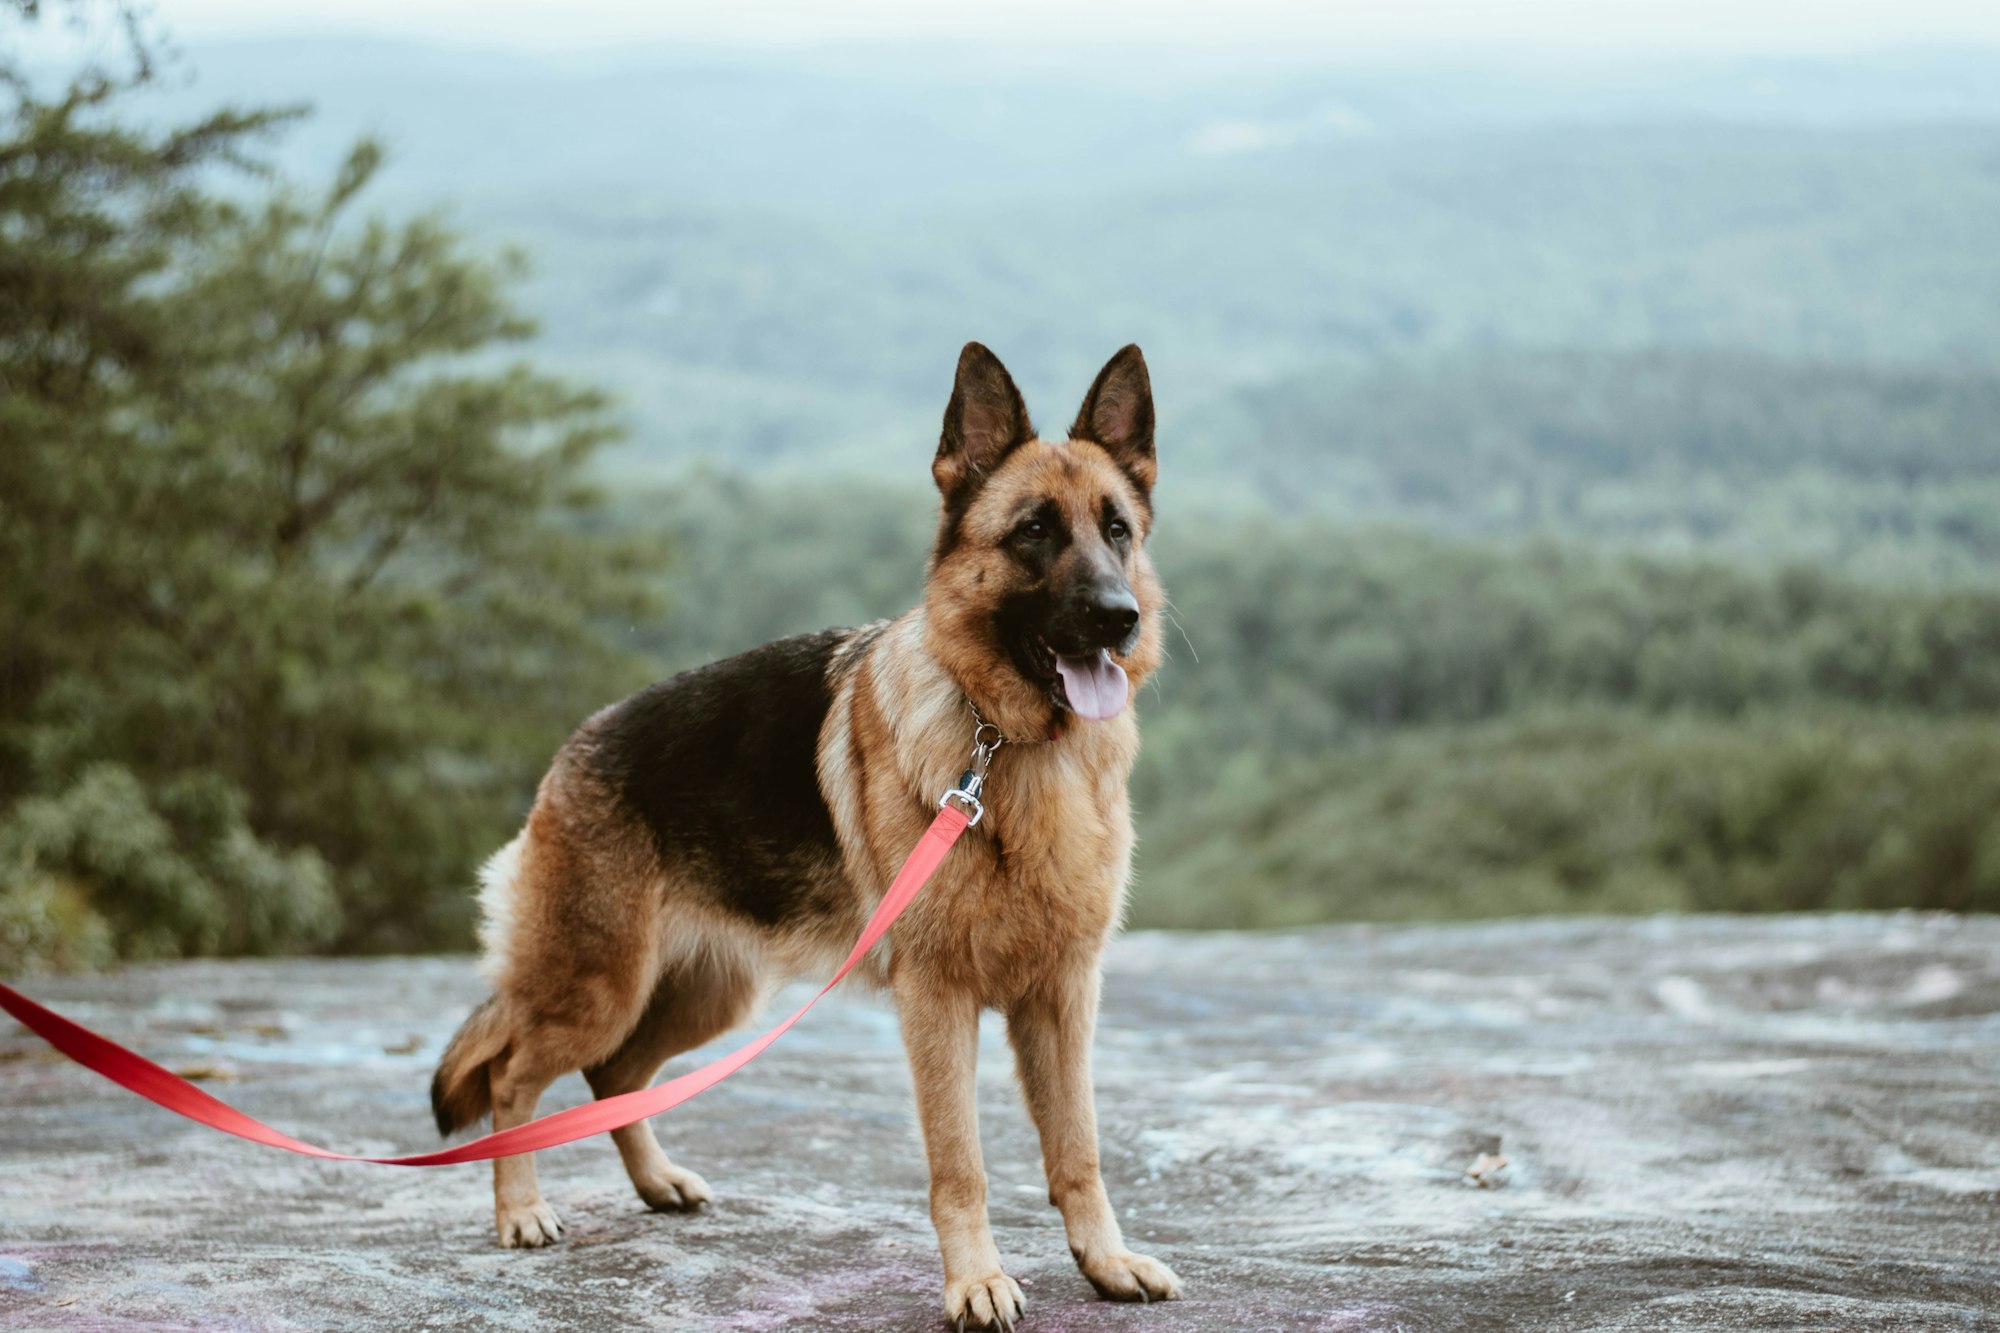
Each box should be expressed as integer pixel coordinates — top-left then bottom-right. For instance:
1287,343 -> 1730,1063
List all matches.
0,804 -> 972,1165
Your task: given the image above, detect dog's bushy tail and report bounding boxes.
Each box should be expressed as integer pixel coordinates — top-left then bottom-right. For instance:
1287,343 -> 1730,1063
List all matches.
431,995 -> 510,1136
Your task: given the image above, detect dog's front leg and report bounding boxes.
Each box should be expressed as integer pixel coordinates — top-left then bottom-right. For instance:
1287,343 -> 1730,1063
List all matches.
1008,963 -> 1182,1305
897,974 -> 1023,1331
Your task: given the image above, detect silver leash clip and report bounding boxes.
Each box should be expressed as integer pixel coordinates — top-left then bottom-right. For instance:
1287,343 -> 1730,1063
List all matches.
939,718 -> 1004,826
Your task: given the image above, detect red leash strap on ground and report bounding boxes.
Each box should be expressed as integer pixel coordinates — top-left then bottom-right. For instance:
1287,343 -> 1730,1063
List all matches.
0,804 -> 972,1165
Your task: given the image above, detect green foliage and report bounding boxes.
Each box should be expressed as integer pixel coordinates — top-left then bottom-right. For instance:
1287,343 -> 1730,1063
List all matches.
1135,710 -> 2000,928
1140,521 -> 2000,795
0,764 -> 337,968
1,6 -> 660,969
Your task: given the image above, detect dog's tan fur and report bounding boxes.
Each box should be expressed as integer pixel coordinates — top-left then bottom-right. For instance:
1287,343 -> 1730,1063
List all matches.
435,343 -> 1180,1327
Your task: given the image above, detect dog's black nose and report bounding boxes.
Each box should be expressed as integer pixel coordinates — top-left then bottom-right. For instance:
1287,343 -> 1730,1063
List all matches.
1088,588 -> 1140,644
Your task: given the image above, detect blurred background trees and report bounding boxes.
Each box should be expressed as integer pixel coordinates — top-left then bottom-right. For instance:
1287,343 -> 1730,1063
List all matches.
0,2 -> 658,968
5,1 -> 1999,969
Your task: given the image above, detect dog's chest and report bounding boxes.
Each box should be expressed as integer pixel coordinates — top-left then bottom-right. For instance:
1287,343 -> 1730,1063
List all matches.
928,744 -> 1135,980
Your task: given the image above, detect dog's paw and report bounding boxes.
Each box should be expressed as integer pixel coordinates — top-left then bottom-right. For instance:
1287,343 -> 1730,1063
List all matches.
496,1200 -> 564,1248
1078,1248 -> 1182,1304
943,1271 -> 1024,1332
637,1163 -> 712,1213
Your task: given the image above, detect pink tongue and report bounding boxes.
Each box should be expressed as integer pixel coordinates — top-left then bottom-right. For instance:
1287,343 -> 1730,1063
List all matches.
1055,650 -> 1130,722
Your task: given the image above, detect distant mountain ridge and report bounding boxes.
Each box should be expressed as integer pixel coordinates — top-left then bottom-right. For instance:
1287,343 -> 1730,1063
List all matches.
118,38 -> 2000,577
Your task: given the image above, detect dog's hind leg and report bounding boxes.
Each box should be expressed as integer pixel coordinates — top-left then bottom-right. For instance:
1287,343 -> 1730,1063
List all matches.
487,1028 -> 575,1247
583,948 -> 757,1214
478,789 -> 677,1246
488,966 -> 680,1245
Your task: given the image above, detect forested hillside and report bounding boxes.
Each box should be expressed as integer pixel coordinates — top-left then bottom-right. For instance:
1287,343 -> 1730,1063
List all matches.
1179,352 -> 2000,580
135,41 -> 2000,490
132,38 -> 2000,586
7,18 -> 1999,966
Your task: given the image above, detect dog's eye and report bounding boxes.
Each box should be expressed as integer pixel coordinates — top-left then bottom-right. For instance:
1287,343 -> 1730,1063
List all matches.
1107,518 -> 1130,541
1020,520 -> 1047,540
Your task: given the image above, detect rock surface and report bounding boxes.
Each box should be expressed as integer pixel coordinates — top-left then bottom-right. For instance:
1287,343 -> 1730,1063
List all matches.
2,915 -> 1998,1331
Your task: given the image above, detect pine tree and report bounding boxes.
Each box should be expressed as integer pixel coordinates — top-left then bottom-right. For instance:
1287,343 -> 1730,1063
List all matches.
1,3 -> 663,967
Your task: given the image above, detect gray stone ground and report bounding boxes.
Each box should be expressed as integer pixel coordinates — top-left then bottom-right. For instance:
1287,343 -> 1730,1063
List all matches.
2,915 -> 1998,1332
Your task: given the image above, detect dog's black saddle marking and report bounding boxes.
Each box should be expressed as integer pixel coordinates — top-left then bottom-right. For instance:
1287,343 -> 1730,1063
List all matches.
586,628 -> 849,927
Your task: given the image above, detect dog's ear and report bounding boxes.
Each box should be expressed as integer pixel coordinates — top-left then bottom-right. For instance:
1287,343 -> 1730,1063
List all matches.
1069,344 -> 1156,498
933,342 -> 1034,500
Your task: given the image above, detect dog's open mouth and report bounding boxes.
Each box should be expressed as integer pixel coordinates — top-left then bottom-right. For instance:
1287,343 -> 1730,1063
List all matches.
1024,633 -> 1129,722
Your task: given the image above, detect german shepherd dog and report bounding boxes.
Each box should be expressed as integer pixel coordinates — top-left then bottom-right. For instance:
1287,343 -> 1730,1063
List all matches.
432,343 -> 1181,1329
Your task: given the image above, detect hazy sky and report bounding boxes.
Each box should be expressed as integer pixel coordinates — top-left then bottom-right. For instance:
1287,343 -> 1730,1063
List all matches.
157,0 -> 2000,55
